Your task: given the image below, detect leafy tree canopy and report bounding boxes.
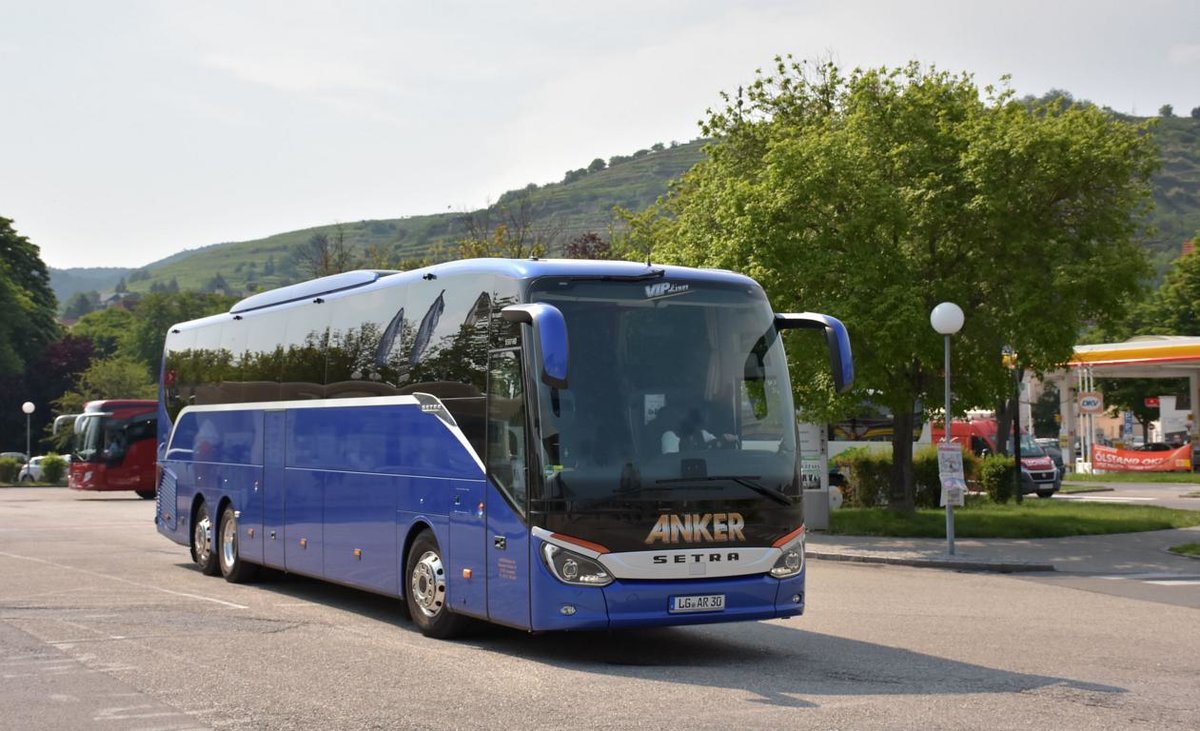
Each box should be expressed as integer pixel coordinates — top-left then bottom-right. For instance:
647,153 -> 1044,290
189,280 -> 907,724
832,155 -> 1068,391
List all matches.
124,292 -> 238,378
73,307 -> 137,359
0,217 -> 60,374
629,57 -> 1158,508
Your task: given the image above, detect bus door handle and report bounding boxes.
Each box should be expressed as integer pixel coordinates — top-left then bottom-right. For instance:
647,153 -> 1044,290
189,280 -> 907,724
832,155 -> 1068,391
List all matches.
494,536 -> 506,550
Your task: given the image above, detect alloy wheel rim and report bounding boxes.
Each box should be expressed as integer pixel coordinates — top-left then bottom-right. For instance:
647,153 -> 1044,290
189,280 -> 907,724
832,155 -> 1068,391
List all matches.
221,513 -> 237,569
194,514 -> 212,563
410,550 -> 446,619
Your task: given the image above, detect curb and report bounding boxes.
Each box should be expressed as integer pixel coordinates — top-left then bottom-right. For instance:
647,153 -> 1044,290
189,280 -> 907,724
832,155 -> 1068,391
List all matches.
806,549 -> 1055,573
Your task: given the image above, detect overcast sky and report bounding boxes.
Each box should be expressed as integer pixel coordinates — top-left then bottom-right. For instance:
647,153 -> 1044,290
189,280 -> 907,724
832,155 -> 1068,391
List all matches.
3,0 -> 1198,270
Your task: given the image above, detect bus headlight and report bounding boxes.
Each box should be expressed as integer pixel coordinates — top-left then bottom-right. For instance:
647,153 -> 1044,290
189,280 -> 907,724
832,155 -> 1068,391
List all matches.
770,533 -> 806,578
541,543 -> 612,587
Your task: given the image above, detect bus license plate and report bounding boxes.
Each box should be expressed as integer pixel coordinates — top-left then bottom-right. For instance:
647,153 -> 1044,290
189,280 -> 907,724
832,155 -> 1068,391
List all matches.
669,594 -> 725,614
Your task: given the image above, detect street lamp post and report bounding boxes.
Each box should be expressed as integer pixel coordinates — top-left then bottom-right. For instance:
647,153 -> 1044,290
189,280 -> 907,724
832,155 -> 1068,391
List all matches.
21,401 -> 35,459
931,302 -> 965,555
1002,347 -> 1023,504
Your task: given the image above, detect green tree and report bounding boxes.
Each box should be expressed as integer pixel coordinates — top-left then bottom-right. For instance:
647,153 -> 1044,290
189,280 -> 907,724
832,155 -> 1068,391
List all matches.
298,224 -> 357,278
636,58 -> 1157,510
1099,377 -> 1187,442
456,191 -> 554,259
1144,247 -> 1200,334
62,290 -> 100,319
1031,385 -> 1061,438
0,217 -> 59,375
1159,104 -> 1175,118
55,356 -> 156,415
73,307 -> 137,358
124,292 -> 237,377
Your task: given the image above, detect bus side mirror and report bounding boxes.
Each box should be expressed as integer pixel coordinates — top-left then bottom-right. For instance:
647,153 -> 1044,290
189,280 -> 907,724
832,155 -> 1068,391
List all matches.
501,303 -> 569,389
774,312 -> 854,394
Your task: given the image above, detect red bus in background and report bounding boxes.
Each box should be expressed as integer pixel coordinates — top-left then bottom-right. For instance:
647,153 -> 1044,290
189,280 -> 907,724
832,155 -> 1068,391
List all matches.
68,399 -> 158,499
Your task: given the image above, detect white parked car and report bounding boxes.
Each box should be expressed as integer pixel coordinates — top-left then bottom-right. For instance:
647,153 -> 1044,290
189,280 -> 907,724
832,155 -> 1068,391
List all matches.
18,455 -> 70,483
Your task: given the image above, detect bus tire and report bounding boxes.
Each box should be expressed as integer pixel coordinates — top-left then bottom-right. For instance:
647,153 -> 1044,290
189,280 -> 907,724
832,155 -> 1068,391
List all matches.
191,501 -> 220,576
218,504 -> 258,583
136,490 -> 156,500
405,530 -> 467,639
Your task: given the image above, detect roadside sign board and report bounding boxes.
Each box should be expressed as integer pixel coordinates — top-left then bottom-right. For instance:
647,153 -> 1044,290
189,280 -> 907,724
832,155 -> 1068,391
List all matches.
1078,391 -> 1104,415
937,442 -> 966,507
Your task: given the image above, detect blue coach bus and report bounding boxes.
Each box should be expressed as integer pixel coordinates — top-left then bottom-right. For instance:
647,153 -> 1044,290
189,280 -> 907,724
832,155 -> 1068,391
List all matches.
155,258 -> 852,638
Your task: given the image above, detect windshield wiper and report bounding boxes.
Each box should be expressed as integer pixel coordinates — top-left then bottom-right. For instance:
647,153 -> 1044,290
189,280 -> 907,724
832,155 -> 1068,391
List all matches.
654,475 -> 791,506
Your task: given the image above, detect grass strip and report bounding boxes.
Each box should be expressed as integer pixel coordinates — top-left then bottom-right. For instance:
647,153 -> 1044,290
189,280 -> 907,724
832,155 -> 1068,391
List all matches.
829,500 -> 1200,539
1168,542 -> 1200,557
1064,472 -> 1200,484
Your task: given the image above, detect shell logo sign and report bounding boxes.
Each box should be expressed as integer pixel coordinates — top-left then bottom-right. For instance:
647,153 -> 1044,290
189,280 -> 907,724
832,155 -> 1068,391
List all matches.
1078,392 -> 1105,414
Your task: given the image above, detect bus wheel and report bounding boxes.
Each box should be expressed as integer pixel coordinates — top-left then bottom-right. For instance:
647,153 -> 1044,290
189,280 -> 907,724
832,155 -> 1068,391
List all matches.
136,490 -> 156,500
191,501 -> 220,576
405,531 -> 467,639
219,504 -> 258,583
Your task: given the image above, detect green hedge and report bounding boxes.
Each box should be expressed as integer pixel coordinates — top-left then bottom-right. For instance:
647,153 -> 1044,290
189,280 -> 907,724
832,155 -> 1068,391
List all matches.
978,455 -> 1016,504
41,453 -> 67,484
0,457 -> 19,484
836,445 -> 980,508
835,447 -> 891,507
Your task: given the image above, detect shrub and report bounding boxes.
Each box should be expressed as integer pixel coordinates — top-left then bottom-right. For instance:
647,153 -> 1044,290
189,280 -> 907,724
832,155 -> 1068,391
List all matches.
978,455 -> 1016,504
41,453 -> 67,484
912,447 -> 944,508
835,448 -> 892,507
0,457 -> 19,484
913,445 -> 982,507
835,444 -> 985,508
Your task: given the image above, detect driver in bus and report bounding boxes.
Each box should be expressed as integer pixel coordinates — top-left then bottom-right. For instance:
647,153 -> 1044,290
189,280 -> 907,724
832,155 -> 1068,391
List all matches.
660,406 -> 738,453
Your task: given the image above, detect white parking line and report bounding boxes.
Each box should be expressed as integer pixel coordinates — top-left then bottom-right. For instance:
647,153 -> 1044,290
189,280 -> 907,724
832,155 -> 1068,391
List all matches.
1056,495 -> 1156,502
1097,573 -> 1200,586
0,551 -> 248,609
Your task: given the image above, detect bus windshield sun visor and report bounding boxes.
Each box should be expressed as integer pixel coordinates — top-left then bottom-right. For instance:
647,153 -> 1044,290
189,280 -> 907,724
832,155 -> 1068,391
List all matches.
501,303 -> 569,388
774,312 -> 854,394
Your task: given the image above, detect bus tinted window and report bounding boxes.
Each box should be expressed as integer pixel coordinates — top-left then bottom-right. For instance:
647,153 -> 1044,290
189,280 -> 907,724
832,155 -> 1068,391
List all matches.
404,278 -> 490,397
238,306 -> 289,404
279,301 -> 329,401
326,288 -> 406,399
163,328 -> 196,422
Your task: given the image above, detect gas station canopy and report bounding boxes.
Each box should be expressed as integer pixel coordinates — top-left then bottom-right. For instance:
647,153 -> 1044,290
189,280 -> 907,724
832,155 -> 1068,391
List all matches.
1069,336 -> 1200,378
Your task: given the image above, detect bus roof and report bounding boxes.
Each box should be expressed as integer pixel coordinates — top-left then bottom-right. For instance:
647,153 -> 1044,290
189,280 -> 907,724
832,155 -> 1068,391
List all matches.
174,258 -> 759,332
83,399 -> 157,412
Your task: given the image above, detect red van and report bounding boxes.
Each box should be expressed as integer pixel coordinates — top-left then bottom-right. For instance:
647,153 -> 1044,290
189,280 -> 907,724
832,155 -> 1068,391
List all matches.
931,419 -> 1060,498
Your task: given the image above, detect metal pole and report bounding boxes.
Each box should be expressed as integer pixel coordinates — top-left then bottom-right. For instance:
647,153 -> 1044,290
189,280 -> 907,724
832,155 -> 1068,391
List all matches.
944,333 -> 955,555
1013,364 -> 1023,504
26,413 -> 31,459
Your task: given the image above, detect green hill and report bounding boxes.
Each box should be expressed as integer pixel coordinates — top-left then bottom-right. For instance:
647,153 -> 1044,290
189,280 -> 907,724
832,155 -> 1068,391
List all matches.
47,114 -> 1200,302
118,140 -> 707,295
1144,115 -> 1200,272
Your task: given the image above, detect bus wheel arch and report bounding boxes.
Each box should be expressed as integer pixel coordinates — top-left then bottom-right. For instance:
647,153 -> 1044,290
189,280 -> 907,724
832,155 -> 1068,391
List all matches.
190,495 -> 220,576
403,526 -> 467,639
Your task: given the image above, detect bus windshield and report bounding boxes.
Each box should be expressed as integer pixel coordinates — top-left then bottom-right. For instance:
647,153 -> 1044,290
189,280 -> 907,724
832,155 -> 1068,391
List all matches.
529,278 -> 798,506
74,412 -> 155,463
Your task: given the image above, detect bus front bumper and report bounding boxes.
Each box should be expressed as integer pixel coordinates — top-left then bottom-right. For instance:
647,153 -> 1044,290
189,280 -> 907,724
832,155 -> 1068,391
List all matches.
529,568 -> 806,632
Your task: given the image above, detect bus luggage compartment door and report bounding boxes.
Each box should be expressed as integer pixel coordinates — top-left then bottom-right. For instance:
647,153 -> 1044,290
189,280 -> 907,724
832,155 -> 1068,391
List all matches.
262,410 -> 286,569
447,479 -> 486,618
